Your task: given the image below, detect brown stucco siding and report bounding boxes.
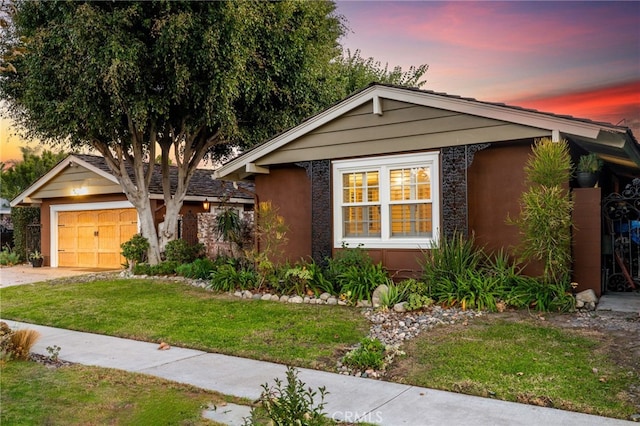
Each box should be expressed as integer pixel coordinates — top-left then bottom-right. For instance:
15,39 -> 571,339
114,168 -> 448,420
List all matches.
255,166 -> 312,264
467,142 -> 530,259
572,188 -> 602,295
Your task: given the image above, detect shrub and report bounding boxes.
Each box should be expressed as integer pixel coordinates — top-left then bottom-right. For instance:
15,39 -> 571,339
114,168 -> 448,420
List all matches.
324,243 -> 372,288
338,263 -> 388,303
209,260 -> 258,292
133,261 -> 179,276
430,268 -> 505,311
164,239 -> 204,263
175,258 -> 216,280
305,260 -> 334,296
246,366 -> 329,426
377,281 -> 409,309
342,337 -> 386,371
0,244 -> 21,266
10,206 -> 39,261
121,234 -> 149,269
404,293 -> 434,311
281,265 -> 313,296
506,277 -> 575,312
7,328 -> 41,361
421,231 -> 485,297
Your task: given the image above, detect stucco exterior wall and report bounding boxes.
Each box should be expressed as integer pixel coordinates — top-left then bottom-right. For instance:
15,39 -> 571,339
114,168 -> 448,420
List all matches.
255,166 -> 312,264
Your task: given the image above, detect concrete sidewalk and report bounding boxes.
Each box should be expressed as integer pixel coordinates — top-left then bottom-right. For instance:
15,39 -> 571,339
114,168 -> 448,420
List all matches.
1,320 -> 632,425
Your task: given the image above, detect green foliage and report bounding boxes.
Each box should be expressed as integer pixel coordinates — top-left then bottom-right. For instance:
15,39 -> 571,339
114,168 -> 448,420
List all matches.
133,261 -> 179,276
577,152 -> 603,173
338,263 -> 388,303
524,138 -> 573,187
281,265 -> 314,296
209,260 -> 258,292
216,207 -> 242,242
331,48 -> 428,95
10,206 -> 39,261
324,243 -> 373,290
512,138 -> 573,284
421,231 -> 485,296
305,260 -> 335,296
430,269 -> 505,311
0,245 -> 21,266
247,366 -> 329,426
506,278 -> 575,312
247,201 -> 288,289
175,258 -> 217,280
404,293 -> 434,312
164,239 -> 204,264
121,234 -> 149,268
0,147 -> 67,200
377,281 -> 409,309
342,338 -> 386,371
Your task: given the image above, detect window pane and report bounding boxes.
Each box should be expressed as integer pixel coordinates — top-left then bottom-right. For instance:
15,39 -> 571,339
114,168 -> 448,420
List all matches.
343,171 -> 378,203
343,206 -> 381,237
390,203 -> 432,237
390,167 -> 431,201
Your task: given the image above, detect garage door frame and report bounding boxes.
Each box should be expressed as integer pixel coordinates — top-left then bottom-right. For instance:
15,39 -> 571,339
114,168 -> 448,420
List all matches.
50,201 -> 138,267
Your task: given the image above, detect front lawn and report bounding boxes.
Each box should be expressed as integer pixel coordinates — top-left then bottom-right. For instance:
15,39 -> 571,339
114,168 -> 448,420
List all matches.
0,279 -> 368,369
0,361 -> 228,425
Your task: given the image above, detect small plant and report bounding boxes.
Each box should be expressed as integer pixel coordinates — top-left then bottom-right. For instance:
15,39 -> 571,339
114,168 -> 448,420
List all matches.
245,366 -> 330,426
209,260 -> 258,292
342,337 -> 386,371
164,239 -> 204,263
577,152 -> 602,173
121,234 -> 149,270
8,329 -> 41,360
324,242 -> 372,287
175,258 -> 216,280
282,265 -> 313,296
377,281 -> 408,310
28,250 -> 44,260
338,263 -> 388,303
0,244 -> 21,266
404,293 -> 434,311
46,345 -> 61,362
133,261 -> 180,276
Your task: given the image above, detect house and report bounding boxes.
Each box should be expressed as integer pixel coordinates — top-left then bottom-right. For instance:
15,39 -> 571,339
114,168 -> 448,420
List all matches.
215,83 -> 640,297
11,154 -> 254,269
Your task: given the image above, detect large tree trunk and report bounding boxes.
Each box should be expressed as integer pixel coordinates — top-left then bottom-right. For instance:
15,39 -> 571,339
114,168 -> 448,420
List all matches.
136,199 -> 162,265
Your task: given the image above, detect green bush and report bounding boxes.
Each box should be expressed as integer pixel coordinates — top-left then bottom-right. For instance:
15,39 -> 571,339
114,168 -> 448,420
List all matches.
133,261 -> 179,276
0,245 -> 21,266
281,265 -> 313,296
421,231 -> 485,297
377,281 -> 408,309
338,263 -> 388,303
246,366 -> 329,426
209,260 -> 258,292
175,258 -> 217,280
164,239 -> 204,263
324,243 -> 372,291
11,206 -> 39,261
305,260 -> 334,296
342,337 -> 386,371
506,277 -> 575,312
121,234 -> 149,268
404,293 -> 434,311
430,269 -> 505,311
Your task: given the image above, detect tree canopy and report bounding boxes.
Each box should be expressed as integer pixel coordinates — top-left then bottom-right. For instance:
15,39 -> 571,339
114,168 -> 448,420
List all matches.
0,146 -> 67,201
0,0 -> 427,263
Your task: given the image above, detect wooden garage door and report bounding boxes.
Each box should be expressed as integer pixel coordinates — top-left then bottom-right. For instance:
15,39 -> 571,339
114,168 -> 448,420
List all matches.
58,208 -> 138,268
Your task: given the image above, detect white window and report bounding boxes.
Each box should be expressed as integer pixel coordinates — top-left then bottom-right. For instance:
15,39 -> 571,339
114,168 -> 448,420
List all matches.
333,152 -> 439,249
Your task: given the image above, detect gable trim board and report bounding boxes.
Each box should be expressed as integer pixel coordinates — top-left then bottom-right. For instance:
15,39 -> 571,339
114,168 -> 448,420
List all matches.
215,84 -> 636,181
50,201 -> 137,268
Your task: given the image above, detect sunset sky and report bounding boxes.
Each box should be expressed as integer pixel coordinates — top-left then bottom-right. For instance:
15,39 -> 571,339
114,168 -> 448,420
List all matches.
1,0 -> 639,164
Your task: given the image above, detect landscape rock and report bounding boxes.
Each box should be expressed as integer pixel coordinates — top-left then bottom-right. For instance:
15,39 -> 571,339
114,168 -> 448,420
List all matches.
576,289 -> 598,304
327,297 -> 338,305
288,296 -> 303,304
261,294 -> 272,301
371,284 -> 389,307
393,302 -> 407,313
319,292 -> 331,301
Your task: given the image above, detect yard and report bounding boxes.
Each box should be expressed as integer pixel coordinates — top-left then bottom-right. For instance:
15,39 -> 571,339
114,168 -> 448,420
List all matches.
1,276 -> 639,421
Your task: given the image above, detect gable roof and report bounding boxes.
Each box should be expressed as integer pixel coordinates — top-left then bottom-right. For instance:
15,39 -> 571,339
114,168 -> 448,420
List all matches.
215,83 -> 639,180
11,154 -> 254,207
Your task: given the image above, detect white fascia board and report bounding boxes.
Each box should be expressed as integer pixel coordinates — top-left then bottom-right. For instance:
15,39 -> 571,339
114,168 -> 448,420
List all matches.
215,86 -> 380,179
10,155 -> 119,207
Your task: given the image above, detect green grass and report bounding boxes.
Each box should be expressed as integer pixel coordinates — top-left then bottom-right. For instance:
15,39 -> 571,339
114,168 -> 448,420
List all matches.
388,317 -> 637,419
0,279 -> 368,368
0,360 -> 227,425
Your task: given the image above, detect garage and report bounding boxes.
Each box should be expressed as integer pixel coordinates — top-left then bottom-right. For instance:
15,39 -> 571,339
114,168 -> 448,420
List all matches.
57,208 -> 137,269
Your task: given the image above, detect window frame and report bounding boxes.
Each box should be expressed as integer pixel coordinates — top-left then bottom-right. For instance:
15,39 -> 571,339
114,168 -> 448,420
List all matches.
332,152 -> 440,249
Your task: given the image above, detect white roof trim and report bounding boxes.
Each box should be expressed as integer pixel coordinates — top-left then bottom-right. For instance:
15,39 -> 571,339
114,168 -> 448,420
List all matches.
10,155 -> 119,207
215,84 -> 628,179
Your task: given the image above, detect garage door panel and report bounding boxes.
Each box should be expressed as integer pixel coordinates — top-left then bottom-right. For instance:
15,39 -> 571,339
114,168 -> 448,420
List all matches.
57,208 -> 137,269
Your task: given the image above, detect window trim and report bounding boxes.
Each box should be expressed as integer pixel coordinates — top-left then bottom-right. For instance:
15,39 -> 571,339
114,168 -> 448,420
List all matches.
332,152 -> 440,249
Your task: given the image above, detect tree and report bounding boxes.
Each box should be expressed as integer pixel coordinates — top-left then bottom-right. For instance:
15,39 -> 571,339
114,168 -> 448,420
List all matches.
0,146 -> 67,200
1,1 -> 428,264
0,1 -> 345,264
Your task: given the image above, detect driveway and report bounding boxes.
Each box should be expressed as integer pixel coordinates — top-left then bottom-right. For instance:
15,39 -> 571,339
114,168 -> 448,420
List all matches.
0,264 -> 118,287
